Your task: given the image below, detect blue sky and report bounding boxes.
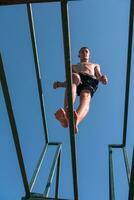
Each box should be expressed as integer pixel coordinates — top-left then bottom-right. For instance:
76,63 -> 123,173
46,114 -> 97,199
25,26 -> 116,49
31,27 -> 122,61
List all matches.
0,0 -> 134,199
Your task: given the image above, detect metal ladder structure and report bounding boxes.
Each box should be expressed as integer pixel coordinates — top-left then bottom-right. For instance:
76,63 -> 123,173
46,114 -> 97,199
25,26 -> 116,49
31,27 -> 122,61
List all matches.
0,0 -> 134,199
0,0 -> 78,199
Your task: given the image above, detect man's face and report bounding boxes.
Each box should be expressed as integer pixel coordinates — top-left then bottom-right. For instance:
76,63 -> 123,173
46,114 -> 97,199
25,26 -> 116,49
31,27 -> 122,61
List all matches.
79,48 -> 90,60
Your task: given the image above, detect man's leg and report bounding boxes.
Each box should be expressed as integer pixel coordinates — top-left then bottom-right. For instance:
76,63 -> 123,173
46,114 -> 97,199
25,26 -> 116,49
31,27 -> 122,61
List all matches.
55,73 -> 81,128
64,73 -> 81,110
76,90 -> 91,128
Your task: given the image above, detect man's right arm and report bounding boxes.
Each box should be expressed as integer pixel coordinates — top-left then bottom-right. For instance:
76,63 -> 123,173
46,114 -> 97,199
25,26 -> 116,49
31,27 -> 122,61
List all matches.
53,81 -> 66,89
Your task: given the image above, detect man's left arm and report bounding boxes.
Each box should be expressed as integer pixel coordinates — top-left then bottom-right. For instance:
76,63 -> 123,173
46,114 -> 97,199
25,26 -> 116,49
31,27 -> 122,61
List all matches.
94,64 -> 108,85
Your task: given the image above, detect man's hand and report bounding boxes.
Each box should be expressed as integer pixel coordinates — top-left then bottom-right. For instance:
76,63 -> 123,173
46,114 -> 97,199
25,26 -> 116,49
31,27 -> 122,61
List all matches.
99,75 -> 108,85
53,81 -> 63,89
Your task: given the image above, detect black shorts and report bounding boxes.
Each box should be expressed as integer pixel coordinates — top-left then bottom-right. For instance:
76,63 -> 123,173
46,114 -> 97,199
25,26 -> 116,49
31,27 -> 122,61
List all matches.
77,73 -> 99,97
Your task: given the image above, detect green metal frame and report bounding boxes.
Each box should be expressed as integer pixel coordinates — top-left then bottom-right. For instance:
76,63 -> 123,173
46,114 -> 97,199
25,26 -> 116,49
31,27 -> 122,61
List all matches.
0,0 -> 79,199
60,1 -> 78,199
108,0 -> 134,199
1,0 -> 133,199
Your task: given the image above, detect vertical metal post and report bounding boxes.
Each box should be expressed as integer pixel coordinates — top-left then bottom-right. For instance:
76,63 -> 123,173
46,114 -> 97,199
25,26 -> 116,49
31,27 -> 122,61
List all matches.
122,147 -> 130,184
122,0 -> 134,146
128,148 -> 134,200
30,144 -> 49,191
44,145 -> 62,197
55,151 -> 61,198
0,54 -> 30,198
27,3 -> 49,143
60,1 -> 78,199
109,147 -> 115,200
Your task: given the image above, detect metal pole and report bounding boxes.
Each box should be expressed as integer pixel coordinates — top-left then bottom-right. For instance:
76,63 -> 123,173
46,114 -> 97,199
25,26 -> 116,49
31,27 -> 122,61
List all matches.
122,147 -> 130,184
0,0 -> 60,6
55,151 -> 61,198
44,145 -> 62,197
122,0 -> 134,146
108,147 -> 115,200
30,144 -> 49,191
0,54 -> 30,198
60,1 -> 78,199
27,3 -> 49,143
128,147 -> 134,200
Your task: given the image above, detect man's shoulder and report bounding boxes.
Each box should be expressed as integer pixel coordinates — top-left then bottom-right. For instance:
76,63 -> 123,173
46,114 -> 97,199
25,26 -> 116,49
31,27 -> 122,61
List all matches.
91,62 -> 100,67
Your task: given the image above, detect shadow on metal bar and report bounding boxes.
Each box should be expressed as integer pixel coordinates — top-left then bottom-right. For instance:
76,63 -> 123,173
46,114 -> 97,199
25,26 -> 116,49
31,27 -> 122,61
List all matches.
108,0 -> 134,199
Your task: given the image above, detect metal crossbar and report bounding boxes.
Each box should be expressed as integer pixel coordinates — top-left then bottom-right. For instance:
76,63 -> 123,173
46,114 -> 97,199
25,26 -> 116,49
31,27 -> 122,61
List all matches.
22,194 -> 71,200
108,0 -> 134,199
0,0 -> 76,6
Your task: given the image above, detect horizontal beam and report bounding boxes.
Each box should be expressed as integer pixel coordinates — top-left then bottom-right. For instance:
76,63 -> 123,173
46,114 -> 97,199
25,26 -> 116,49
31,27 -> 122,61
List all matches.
22,194 -> 71,200
0,0 -> 75,6
0,0 -> 59,5
108,144 -> 124,148
48,142 -> 62,146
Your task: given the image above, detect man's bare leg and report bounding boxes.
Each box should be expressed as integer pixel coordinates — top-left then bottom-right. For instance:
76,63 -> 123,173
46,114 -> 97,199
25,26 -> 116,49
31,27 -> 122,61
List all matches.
75,90 -> 91,131
55,73 -> 80,128
64,83 -> 77,109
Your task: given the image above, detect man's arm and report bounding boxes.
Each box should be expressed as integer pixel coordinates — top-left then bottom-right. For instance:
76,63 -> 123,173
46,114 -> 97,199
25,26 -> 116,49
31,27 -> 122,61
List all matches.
53,81 -> 66,89
53,65 -> 78,89
94,64 -> 108,84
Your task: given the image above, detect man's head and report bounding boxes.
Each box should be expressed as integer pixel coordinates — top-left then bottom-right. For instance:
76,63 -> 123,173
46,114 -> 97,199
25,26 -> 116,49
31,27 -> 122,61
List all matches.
78,47 -> 91,62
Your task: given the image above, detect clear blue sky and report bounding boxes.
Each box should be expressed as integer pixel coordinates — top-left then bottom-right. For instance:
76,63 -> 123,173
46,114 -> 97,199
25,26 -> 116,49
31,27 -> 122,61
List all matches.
0,0 -> 134,199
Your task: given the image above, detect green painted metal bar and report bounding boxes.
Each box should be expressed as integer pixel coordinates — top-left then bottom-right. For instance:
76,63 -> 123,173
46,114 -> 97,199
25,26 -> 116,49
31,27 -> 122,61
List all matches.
122,147 -> 130,184
108,147 -> 115,200
0,54 -> 30,198
122,0 -> 134,146
44,144 -> 62,197
55,150 -> 61,198
128,148 -> 134,200
27,3 -> 49,143
48,142 -> 62,146
109,144 -> 124,148
60,1 -> 78,199
0,0 -> 59,5
30,144 -> 49,191
0,0 -> 75,6
22,193 -> 71,200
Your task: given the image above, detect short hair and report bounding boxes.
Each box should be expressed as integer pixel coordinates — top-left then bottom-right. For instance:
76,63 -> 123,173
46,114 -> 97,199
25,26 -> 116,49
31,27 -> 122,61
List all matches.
79,47 -> 91,54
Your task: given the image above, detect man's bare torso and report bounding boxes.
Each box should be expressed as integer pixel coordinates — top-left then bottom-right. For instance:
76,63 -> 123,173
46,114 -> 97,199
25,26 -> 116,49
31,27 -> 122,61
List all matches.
72,62 -> 100,78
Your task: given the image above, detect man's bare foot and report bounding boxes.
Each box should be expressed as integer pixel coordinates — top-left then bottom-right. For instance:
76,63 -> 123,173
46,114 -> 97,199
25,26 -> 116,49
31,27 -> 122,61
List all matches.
55,108 -> 68,128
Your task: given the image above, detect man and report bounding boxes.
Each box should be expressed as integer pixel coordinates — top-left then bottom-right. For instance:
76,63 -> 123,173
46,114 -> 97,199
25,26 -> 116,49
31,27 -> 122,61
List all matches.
53,47 -> 108,133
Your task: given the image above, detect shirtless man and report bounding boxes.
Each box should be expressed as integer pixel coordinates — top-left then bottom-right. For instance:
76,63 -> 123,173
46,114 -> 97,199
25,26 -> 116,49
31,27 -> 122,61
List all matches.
53,47 -> 108,133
